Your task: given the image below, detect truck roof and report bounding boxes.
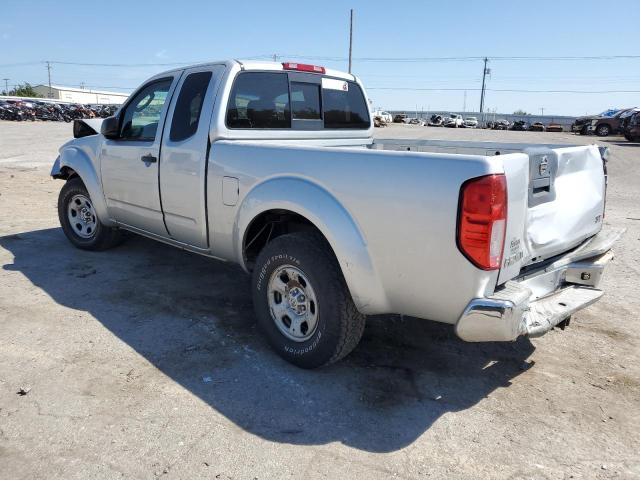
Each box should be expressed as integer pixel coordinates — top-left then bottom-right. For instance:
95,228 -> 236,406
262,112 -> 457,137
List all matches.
155,59 -> 356,82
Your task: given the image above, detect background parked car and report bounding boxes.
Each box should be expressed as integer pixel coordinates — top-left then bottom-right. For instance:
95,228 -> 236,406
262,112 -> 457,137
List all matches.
373,115 -> 387,127
546,123 -> 564,132
428,114 -> 444,126
623,111 -> 640,142
511,120 -> 529,131
393,114 -> 408,123
529,122 -> 546,132
443,113 -> 463,128
463,116 -> 478,128
571,108 -> 636,136
373,110 -> 393,124
492,119 -> 510,130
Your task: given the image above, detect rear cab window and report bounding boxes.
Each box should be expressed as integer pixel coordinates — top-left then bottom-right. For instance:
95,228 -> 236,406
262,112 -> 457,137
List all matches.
226,71 -> 370,130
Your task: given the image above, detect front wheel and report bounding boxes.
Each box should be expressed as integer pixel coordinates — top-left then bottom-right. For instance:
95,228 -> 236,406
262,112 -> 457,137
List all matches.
58,177 -> 124,250
251,232 -> 366,369
595,124 -> 611,137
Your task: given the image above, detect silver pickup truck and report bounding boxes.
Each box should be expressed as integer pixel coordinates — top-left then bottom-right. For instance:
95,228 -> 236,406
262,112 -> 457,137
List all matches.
51,60 -> 623,368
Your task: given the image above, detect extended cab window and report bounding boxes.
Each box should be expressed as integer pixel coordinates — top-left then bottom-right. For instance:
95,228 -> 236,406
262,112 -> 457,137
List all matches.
226,73 -> 291,128
120,78 -> 172,141
322,79 -> 370,129
226,72 -> 370,130
170,71 -> 212,142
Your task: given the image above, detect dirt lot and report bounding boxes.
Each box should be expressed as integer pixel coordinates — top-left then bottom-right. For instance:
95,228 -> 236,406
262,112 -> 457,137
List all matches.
0,121 -> 638,479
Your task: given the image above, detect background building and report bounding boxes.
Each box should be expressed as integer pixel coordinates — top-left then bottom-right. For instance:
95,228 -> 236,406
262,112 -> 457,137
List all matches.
32,84 -> 129,104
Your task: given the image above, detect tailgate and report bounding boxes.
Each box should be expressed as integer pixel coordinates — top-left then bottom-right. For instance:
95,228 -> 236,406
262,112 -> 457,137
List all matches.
498,145 -> 607,284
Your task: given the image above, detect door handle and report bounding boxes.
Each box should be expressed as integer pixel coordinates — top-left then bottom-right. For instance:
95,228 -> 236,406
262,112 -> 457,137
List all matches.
141,154 -> 157,163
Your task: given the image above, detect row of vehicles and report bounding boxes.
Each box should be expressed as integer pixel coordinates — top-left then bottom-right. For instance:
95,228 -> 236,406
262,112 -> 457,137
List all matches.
376,112 -> 479,128
376,112 -> 564,132
571,107 -> 639,138
495,120 -> 564,132
0,98 -> 119,122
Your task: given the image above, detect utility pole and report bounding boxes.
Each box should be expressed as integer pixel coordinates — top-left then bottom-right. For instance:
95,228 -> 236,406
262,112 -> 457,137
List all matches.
2,78 -> 8,95
540,107 -> 545,116
479,57 -> 489,113
463,90 -> 467,113
272,53 -> 278,62
348,9 -> 354,73
46,61 -> 52,98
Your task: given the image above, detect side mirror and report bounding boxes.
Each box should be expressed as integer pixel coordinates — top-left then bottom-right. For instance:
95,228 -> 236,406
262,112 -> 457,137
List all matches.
101,115 -> 120,139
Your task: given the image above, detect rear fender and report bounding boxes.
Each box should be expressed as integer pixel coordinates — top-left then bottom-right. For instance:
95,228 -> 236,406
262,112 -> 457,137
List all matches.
235,177 -> 389,314
52,147 -> 113,227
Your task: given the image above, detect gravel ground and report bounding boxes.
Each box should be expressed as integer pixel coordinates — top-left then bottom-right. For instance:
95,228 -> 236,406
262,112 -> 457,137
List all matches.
0,121 -> 638,479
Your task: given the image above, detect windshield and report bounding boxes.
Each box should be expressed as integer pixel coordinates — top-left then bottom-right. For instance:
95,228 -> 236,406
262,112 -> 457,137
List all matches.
598,109 -> 620,117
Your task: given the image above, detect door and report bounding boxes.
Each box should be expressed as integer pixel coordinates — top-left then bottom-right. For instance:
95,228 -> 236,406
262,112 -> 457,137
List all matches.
100,75 -> 179,236
159,65 -> 225,248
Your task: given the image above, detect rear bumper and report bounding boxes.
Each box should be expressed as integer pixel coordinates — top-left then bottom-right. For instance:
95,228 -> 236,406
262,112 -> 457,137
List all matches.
455,227 -> 625,342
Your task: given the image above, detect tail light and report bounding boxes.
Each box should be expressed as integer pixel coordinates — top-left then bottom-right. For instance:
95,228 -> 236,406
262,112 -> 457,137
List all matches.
282,62 -> 326,74
457,174 -> 507,270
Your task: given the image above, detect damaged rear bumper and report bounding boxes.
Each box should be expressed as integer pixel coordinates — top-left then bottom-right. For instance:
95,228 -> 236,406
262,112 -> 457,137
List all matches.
455,227 -> 625,342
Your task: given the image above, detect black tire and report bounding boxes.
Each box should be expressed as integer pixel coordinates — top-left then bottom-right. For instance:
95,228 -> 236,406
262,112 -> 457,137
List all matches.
58,177 -> 124,250
595,124 -> 611,137
251,232 -> 366,369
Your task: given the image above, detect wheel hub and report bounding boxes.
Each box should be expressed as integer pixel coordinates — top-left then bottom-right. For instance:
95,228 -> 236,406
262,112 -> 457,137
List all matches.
67,194 -> 97,239
267,265 -> 318,342
286,285 -> 308,314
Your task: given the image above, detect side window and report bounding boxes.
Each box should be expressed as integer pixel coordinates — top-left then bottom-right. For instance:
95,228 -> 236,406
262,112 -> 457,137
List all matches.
322,80 -> 370,129
290,82 -> 321,120
226,73 -> 290,128
170,71 -> 212,142
120,78 -> 172,141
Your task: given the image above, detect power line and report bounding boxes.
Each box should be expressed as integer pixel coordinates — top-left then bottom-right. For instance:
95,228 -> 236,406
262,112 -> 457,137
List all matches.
3,54 -> 640,69
367,87 -> 640,93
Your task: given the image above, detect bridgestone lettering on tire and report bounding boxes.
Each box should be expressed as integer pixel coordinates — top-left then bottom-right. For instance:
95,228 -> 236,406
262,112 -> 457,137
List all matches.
251,232 -> 366,369
58,177 -> 124,251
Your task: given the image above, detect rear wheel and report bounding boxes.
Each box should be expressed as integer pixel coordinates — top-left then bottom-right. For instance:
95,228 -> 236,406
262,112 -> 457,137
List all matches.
58,177 -> 124,250
595,124 -> 611,137
251,232 -> 365,368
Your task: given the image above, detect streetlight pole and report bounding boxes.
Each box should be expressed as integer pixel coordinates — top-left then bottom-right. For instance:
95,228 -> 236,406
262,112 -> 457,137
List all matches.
479,57 -> 489,113
2,78 -> 8,95
348,9 -> 354,73
46,61 -> 53,98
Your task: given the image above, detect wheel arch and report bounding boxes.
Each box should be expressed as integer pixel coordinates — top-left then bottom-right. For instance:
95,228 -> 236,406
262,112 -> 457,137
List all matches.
53,148 -> 114,227
235,177 -> 389,314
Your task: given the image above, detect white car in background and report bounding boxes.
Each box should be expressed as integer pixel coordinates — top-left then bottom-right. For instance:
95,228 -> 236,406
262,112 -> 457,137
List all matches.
444,113 -> 464,128
373,110 -> 392,124
463,116 -> 478,128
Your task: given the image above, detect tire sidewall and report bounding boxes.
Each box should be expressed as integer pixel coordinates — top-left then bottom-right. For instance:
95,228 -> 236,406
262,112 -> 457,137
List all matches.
252,239 -> 342,368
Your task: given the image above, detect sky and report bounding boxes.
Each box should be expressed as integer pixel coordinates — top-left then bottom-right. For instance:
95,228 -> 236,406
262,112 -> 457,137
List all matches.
1,0 -> 639,116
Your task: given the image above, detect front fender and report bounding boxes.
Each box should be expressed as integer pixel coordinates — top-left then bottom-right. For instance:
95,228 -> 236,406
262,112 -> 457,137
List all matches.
54,145 -> 114,227
234,177 -> 390,314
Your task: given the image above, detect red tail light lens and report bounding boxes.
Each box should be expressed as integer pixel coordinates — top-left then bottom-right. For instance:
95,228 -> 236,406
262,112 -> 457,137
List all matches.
282,62 -> 326,74
457,174 -> 507,270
